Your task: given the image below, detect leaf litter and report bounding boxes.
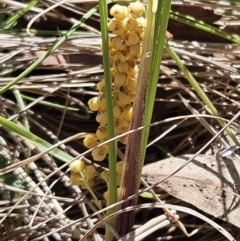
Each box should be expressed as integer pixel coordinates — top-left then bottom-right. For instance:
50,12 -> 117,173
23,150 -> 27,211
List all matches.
142,154 -> 240,228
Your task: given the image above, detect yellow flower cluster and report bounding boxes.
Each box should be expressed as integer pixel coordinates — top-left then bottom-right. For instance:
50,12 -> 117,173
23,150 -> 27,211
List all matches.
70,2 -> 145,192
85,2 -> 146,163
70,159 -> 97,189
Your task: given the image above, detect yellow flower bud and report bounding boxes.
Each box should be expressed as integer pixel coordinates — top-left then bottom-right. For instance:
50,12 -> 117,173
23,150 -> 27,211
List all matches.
108,19 -> 123,35
83,165 -> 97,180
127,44 -> 140,58
113,60 -> 129,73
92,145 -> 108,161
83,134 -> 99,149
139,31 -> 144,40
122,17 -> 138,31
103,190 -> 110,201
98,94 -> 107,111
96,111 -> 107,124
125,31 -> 140,46
136,16 -> 146,32
127,57 -> 136,70
96,125 -> 108,140
113,104 -> 124,119
117,173 -> 122,186
70,160 -> 85,173
104,187 -> 122,200
114,72 -> 128,87
70,172 -> 81,185
111,36 -> 124,50
127,64 -> 139,76
115,119 -> 129,133
120,106 -> 132,121
128,2 -> 145,18
135,26 -> 145,34
114,49 -> 128,62
116,160 -> 125,174
117,91 -> 131,106
117,187 -> 122,199
88,97 -> 99,111
129,93 -> 135,103
97,79 -> 105,93
110,48 -> 117,59
136,49 -> 142,59
110,4 -> 128,20
124,77 -> 137,94
101,170 -> 109,181
110,67 -> 116,77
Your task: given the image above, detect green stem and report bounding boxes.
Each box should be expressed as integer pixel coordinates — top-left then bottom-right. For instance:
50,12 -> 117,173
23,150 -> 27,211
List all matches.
99,0 -> 117,240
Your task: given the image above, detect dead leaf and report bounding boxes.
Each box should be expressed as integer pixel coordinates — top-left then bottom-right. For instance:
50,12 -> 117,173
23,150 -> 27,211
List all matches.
142,154 -> 240,228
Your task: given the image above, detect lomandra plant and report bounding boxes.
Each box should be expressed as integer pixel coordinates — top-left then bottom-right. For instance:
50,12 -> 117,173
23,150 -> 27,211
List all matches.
0,0 -> 239,240
70,0 -> 172,239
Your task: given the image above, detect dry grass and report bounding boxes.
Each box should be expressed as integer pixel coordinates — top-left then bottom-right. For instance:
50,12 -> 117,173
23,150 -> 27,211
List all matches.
0,1 -> 240,240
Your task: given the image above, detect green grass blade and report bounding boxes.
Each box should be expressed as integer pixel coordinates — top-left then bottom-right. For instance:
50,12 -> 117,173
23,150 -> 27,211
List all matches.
0,116 -> 73,162
20,94 -> 79,111
2,0 -> 39,29
99,0 -> 117,239
170,11 -> 240,44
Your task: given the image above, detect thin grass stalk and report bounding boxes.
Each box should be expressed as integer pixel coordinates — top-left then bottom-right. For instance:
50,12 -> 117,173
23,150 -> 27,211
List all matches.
12,90 -> 30,131
2,0 -> 39,29
99,1 -> 117,240
165,42 -> 240,146
20,94 -> 79,111
170,11 -> 240,45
